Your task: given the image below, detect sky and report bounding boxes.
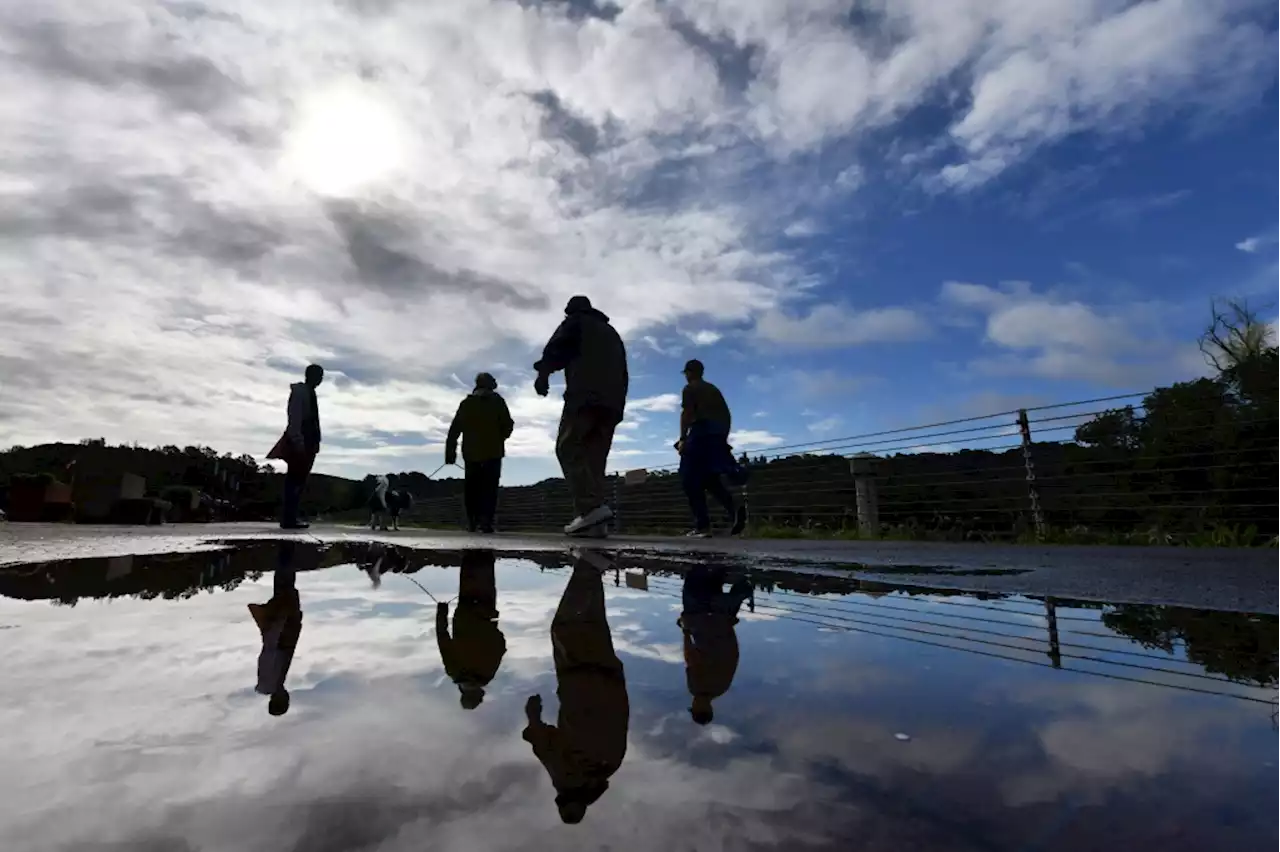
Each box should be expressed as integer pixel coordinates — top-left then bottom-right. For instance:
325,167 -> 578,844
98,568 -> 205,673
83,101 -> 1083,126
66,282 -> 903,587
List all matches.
0,0 -> 1276,486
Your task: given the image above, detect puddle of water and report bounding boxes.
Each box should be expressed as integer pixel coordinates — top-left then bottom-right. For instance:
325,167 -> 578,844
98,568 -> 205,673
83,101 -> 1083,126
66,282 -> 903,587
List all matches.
0,541 -> 1275,852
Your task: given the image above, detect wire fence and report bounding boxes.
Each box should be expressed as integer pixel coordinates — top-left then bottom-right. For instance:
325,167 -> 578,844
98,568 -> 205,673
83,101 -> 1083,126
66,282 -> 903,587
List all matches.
403,388 -> 1279,543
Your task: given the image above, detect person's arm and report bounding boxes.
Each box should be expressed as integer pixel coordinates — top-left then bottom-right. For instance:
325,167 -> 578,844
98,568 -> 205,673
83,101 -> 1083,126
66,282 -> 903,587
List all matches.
286,386 -> 306,447
499,396 -> 514,440
445,400 -> 466,463
679,385 -> 694,443
532,316 -> 581,378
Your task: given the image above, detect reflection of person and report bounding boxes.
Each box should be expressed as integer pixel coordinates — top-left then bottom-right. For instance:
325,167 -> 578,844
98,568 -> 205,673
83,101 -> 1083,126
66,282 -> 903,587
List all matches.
533,295 -> 629,538
267,363 -> 324,530
524,552 -> 630,824
679,565 -> 752,726
676,359 -> 747,538
445,372 -> 515,533
248,541 -> 304,716
436,549 -> 506,710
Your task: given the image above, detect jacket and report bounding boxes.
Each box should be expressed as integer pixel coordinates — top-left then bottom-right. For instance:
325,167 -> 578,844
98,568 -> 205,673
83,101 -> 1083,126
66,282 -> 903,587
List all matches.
534,306 -> 629,422
269,382 -> 320,458
446,389 -> 514,463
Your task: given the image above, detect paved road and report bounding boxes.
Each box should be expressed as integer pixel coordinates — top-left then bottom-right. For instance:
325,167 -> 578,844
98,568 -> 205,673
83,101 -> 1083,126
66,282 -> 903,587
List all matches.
1,522 -> 1275,613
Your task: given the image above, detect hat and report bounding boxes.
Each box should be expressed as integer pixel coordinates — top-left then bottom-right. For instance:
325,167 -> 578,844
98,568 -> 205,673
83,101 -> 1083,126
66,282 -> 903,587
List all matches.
565,295 -> 593,314
474,372 -> 497,390
682,359 -> 704,377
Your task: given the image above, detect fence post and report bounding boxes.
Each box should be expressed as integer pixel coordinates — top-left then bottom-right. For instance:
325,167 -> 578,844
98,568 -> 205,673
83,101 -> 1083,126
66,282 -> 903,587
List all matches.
849,452 -> 879,538
1044,597 -> 1061,668
611,474 -> 620,534
1017,409 -> 1047,540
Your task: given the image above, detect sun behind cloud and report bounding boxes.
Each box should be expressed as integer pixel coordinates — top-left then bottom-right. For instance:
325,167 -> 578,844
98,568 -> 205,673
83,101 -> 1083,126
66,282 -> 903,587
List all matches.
281,80 -> 409,198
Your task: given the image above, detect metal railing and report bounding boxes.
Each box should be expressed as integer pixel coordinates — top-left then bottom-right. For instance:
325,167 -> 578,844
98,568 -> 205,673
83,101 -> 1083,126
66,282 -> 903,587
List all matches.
403,390 -> 1279,543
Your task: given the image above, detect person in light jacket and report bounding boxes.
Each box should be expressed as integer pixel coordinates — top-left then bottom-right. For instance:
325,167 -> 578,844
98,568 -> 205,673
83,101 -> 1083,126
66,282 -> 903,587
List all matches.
267,364 -> 324,530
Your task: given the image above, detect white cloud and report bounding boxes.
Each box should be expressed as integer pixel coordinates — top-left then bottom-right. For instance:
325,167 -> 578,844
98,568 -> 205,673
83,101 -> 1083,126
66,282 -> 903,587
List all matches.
0,0 -> 1270,481
728,429 -> 784,449
755,304 -> 929,348
1235,229 -> 1276,254
806,416 -> 842,435
629,393 -> 681,414
940,281 -> 1212,387
684,329 -> 723,346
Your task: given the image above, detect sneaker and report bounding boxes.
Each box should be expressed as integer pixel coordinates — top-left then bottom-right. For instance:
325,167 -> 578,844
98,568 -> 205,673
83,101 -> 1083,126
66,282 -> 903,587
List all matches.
730,506 -> 748,536
565,505 -> 613,535
684,529 -> 711,539
571,548 -> 614,573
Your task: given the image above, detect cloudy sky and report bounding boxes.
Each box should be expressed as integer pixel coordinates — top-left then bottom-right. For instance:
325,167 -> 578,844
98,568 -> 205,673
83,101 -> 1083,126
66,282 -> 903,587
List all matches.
0,0 -> 1276,485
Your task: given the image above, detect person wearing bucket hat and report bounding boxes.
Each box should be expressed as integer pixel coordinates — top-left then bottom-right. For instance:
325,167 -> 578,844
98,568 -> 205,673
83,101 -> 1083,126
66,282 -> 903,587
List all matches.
446,371 -> 514,533
533,295 -> 629,538
677,359 -> 747,537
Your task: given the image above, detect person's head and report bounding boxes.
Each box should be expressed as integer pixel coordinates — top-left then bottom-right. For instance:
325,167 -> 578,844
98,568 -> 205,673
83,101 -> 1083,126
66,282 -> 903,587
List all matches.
554,782 -> 608,824
690,694 -> 714,725
682,359 -> 705,383
268,689 -> 291,716
474,372 -> 498,391
565,294 -> 593,315
304,364 -> 325,387
459,684 -> 485,711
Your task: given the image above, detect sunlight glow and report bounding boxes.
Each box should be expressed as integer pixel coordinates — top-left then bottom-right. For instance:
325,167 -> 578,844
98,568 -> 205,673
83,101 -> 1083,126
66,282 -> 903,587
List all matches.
282,82 -> 408,198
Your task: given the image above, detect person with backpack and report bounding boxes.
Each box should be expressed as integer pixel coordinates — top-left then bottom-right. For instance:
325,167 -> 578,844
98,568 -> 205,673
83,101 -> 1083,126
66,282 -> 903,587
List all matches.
676,359 -> 747,537
266,364 -> 323,530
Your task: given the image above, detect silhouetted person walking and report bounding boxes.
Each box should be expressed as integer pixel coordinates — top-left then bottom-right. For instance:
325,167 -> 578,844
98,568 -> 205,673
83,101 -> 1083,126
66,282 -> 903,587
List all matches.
677,359 -> 746,538
679,564 -> 752,726
534,296 -> 629,538
446,372 -> 514,533
436,549 -> 506,710
267,364 -> 323,529
248,541 -> 304,716
523,551 -> 630,823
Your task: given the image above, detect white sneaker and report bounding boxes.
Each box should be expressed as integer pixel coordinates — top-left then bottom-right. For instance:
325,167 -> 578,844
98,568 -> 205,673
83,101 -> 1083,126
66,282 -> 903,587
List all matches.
571,548 -> 614,573
684,529 -> 711,539
565,505 -> 613,535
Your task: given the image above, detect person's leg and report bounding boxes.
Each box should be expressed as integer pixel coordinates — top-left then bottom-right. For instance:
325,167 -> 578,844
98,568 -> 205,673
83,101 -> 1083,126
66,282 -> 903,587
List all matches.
584,407 -> 616,509
555,407 -> 593,517
280,453 -> 314,527
463,464 -> 480,531
483,459 -> 502,530
705,473 -> 735,520
680,458 -> 711,532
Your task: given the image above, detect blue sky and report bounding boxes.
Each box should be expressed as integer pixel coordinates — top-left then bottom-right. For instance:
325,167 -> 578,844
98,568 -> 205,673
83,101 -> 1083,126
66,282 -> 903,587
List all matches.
0,0 -> 1275,485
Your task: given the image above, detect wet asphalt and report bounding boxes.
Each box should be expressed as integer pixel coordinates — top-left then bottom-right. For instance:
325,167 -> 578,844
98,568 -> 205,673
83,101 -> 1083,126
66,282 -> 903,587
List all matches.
1,521 -> 1275,613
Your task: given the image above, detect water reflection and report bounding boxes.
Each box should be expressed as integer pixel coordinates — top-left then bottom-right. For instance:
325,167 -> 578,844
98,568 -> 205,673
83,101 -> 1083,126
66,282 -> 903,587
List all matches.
247,540 -> 303,716
0,540 -> 1276,850
524,550 -> 630,824
679,564 -> 753,726
438,549 -> 506,710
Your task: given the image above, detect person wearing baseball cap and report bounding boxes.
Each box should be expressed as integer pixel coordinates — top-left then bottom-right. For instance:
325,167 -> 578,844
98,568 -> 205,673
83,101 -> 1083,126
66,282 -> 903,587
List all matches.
677,359 -> 747,537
